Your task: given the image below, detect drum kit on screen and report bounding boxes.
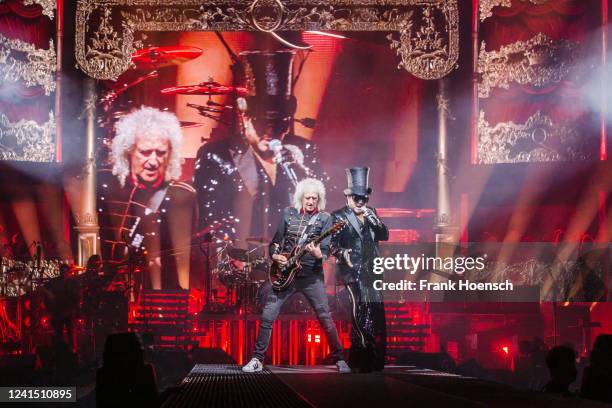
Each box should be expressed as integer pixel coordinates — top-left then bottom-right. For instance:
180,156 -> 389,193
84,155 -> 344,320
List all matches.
97,45 -> 243,146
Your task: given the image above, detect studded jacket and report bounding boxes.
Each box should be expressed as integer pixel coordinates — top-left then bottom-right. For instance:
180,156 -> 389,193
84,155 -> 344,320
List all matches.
330,206 -> 389,283
269,207 -> 332,278
97,169 -> 198,288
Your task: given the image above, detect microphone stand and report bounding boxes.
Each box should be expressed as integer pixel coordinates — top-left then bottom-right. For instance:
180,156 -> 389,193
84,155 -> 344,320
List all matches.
274,154 -> 299,188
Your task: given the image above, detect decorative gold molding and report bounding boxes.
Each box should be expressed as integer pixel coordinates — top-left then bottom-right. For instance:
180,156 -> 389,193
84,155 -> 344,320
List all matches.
477,110 -> 591,164
74,211 -> 97,226
480,0 -> 551,22
75,0 -> 459,81
23,0 -> 57,19
479,0 -> 510,22
478,33 -> 578,98
387,2 -> 459,80
0,35 -> 56,95
0,111 -> 56,162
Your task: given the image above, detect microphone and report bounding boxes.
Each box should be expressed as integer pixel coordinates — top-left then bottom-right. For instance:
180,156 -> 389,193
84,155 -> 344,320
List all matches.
269,139 -> 299,187
268,139 -> 283,156
361,207 -> 382,227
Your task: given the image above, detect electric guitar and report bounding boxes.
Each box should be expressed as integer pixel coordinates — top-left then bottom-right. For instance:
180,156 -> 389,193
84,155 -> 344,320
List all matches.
269,220 -> 346,291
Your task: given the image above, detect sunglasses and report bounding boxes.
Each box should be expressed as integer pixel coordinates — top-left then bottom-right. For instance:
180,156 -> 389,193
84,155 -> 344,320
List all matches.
351,195 -> 369,203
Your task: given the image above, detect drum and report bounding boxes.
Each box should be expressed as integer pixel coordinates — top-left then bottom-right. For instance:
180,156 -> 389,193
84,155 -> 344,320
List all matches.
248,257 -> 270,283
214,245 -> 268,287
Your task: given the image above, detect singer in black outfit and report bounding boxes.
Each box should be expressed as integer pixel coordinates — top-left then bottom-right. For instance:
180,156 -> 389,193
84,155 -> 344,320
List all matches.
193,50 -> 327,242
331,167 -> 389,372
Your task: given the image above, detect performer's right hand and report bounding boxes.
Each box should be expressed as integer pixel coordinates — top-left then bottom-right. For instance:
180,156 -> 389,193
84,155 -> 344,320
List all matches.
342,249 -> 353,268
272,254 -> 288,266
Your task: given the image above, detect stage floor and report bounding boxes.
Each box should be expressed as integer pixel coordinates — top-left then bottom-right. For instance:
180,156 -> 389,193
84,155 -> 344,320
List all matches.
161,364 -> 610,408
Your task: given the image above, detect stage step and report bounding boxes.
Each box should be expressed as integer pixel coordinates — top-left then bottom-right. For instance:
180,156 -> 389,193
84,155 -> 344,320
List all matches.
161,364 -> 312,408
131,290 -> 193,349
385,303 -> 431,355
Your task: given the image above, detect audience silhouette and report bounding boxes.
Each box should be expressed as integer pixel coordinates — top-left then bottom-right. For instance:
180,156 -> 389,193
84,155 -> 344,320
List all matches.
581,334 -> 612,403
96,332 -> 159,407
543,345 -> 577,396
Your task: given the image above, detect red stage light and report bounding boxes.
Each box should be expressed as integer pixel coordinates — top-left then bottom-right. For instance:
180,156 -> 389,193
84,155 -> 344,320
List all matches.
307,330 -> 322,345
502,346 -> 510,355
40,316 -> 49,327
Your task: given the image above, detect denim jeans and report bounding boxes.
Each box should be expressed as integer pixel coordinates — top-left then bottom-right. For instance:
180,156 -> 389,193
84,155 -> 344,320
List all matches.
252,277 -> 344,362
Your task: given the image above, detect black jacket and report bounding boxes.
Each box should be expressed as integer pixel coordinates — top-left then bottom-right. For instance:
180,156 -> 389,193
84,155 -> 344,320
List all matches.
97,169 -> 198,289
269,207 -> 332,277
331,206 -> 389,282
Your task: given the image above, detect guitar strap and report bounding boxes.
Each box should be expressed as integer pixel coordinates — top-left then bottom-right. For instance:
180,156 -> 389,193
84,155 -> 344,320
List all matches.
297,213 -> 321,246
129,185 -> 169,248
145,185 -> 169,215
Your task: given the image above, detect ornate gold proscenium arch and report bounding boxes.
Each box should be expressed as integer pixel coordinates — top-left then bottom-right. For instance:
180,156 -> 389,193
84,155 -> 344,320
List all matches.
75,0 -> 459,81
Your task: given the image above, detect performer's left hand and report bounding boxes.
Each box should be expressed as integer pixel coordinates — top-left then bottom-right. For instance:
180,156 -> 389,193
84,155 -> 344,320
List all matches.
305,242 -> 323,259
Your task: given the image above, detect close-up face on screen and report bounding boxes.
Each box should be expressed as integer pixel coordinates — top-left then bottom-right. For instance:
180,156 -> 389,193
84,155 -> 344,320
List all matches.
0,1 -> 610,407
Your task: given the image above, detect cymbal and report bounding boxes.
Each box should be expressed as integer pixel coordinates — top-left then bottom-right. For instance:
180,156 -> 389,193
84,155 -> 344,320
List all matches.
132,46 -> 203,69
180,121 -> 204,129
99,72 -> 160,111
228,248 -> 249,261
161,81 -> 248,96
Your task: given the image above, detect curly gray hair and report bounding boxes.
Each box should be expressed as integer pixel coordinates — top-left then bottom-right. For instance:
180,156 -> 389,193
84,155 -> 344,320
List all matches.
111,106 -> 183,187
292,178 -> 326,211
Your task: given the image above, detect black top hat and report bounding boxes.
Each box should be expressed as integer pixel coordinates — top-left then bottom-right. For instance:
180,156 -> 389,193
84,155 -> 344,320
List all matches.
344,167 -> 373,196
239,50 -> 297,121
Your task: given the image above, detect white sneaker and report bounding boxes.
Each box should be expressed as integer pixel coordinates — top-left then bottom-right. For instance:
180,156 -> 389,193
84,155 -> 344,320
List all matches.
336,360 -> 351,374
242,358 -> 263,373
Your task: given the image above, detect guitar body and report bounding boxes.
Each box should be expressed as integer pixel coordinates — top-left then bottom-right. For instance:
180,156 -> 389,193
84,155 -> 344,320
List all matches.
269,248 -> 302,291
268,220 -> 347,292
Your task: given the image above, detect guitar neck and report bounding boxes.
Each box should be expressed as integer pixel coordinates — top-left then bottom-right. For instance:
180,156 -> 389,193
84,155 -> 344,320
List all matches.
291,222 -> 343,261
312,229 -> 332,246
293,228 -> 331,259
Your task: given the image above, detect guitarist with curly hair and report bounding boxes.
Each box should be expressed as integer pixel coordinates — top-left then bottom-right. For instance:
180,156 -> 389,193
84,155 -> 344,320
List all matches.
242,178 -> 350,373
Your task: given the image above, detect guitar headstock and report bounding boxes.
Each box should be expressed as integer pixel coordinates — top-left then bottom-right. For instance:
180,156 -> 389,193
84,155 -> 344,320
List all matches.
330,220 -> 347,234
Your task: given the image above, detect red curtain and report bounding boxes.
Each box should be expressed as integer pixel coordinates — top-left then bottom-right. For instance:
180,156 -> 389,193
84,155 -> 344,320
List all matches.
480,0 -> 601,137
0,0 -> 53,123
0,0 -> 45,18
